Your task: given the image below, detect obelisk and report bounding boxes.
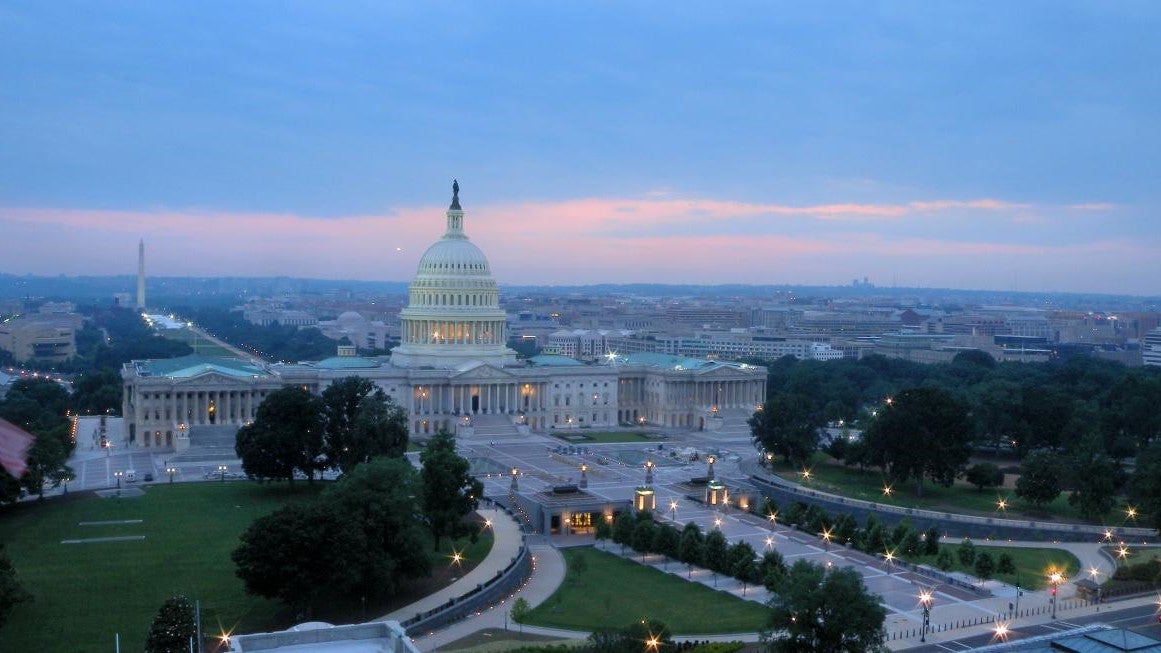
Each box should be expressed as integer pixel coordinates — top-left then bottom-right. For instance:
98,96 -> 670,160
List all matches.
136,239 -> 146,310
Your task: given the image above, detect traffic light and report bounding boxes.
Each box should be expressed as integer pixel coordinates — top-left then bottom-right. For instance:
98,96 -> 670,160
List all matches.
1050,587 -> 1057,596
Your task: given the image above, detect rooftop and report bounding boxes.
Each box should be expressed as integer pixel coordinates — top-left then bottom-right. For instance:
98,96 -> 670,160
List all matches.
134,354 -> 268,379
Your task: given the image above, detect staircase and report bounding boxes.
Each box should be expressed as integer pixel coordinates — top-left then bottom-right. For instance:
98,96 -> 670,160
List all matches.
169,425 -> 241,465
465,413 -> 523,440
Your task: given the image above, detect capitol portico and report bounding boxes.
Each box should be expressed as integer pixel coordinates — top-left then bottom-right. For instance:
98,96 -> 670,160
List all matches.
121,183 -> 766,449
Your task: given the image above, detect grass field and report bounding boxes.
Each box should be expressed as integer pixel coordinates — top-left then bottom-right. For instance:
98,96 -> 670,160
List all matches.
771,455 -> 1120,524
549,431 -> 663,444
159,327 -> 237,357
0,482 -> 493,652
523,547 -> 769,634
905,545 -> 1080,590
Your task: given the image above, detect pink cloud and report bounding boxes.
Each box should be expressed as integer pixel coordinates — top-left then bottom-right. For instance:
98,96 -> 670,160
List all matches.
0,195 -> 1150,293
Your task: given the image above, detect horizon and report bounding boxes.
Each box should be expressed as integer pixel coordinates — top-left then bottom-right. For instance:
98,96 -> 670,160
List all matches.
2,4 -> 1158,295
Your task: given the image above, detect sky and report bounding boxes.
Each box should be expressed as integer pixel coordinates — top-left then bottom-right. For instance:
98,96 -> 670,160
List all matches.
1,2 -> 1159,295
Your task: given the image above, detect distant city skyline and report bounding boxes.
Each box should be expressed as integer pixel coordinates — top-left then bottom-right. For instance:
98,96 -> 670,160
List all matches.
1,3 -> 1158,295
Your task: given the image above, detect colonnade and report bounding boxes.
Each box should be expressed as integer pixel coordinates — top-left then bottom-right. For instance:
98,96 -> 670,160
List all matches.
401,319 -> 506,345
409,381 -> 548,416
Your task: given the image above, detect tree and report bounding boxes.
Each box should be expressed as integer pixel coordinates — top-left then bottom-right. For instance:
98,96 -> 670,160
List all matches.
759,549 -> 787,590
704,528 -> 730,575
957,539 -> 976,567
764,560 -> 887,653
652,523 -> 680,563
595,514 -> 613,548
232,503 -> 354,613
861,387 -> 972,496
678,522 -> 704,578
728,541 -> 759,589
420,431 -> 483,549
232,457 -> 432,613
145,595 -> 196,653
1129,441 -> 1161,534
612,512 -> 635,554
631,519 -> 656,558
922,527 -> 941,556
590,619 -> 674,653
510,597 -> 530,633
0,378 -> 74,500
997,553 -> 1017,576
936,549 -> 954,571
320,377 -> 408,474
974,551 -> 995,583
235,386 -> 323,484
0,545 -> 31,630
1068,434 -> 1120,519
1015,449 -> 1062,509
964,462 -> 1004,492
749,393 -> 822,468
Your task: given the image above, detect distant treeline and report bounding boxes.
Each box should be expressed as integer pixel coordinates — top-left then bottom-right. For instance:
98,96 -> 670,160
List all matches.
753,350 -> 1161,460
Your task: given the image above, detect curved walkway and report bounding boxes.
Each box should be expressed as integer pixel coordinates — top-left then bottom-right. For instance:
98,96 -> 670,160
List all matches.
378,507 -> 525,624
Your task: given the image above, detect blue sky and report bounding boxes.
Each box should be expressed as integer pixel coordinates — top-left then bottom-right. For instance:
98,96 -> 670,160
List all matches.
1,2 -> 1158,294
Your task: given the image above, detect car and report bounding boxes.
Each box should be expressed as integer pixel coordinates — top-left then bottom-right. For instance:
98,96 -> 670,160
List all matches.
143,473 -> 154,482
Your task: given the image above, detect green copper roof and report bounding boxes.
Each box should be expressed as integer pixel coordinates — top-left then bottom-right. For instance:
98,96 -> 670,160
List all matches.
313,356 -> 383,370
619,352 -> 715,370
140,355 -> 266,379
528,354 -> 584,366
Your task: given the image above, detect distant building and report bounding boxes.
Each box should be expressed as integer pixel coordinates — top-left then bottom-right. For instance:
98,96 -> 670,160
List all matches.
1144,326 -> 1161,367
317,311 -> 392,351
0,311 -> 83,363
121,184 -> 766,449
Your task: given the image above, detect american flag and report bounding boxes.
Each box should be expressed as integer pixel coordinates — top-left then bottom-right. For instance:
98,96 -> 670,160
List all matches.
0,417 -> 35,478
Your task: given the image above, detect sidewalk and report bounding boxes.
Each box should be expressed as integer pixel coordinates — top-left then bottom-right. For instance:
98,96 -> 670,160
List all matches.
379,508 -> 525,623
414,544 -> 571,651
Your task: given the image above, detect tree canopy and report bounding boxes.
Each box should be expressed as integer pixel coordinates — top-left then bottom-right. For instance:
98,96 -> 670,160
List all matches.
420,431 -> 483,549
764,559 -> 887,653
1014,449 -> 1062,508
144,595 -> 196,653
861,387 -> 972,496
749,392 -> 821,468
0,378 -> 74,501
0,544 -> 32,630
320,376 -> 408,474
232,457 -> 432,613
235,386 -> 323,483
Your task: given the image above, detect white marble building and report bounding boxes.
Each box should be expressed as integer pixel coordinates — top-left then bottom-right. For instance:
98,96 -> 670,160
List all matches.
121,183 -> 766,448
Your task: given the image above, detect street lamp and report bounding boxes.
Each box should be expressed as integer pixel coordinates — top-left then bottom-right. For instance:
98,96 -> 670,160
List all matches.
996,497 -> 1008,511
918,590 -> 933,643
113,470 -> 123,489
1048,569 -> 1064,619
669,500 -> 678,522
166,466 -> 177,484
821,527 -> 833,551
217,464 -> 227,482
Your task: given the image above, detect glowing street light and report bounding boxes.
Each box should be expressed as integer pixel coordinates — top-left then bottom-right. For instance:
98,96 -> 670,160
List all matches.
801,468 -> 812,481
449,549 -> 464,567
669,500 -> 678,522
166,466 -> 177,484
645,634 -> 661,652
1048,569 -> 1064,619
882,485 -> 892,497
113,470 -> 123,489
764,535 -> 774,549
918,590 -> 934,643
713,516 -> 722,529
996,497 -> 1008,511
217,464 -> 228,482
1116,545 -> 1131,563
1102,529 -> 1113,542
821,527 -> 833,551
993,622 -> 1010,642
767,511 -> 778,524
1088,566 -> 1101,582
1125,506 -> 1138,521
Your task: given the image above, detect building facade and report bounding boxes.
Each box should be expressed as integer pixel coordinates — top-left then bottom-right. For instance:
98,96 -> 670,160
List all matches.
121,184 -> 766,448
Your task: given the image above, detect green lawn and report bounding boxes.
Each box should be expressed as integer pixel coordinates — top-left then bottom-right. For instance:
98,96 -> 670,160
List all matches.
905,545 -> 1080,590
549,431 -> 663,444
0,482 -> 493,652
523,547 -> 769,634
771,455 -> 1119,525
159,327 -> 237,357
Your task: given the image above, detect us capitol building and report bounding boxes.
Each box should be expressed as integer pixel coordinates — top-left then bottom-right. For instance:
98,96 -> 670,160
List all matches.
121,183 -> 766,450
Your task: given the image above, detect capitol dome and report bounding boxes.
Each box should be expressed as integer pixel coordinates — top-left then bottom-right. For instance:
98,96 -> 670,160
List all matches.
416,239 -> 492,276
389,181 -> 517,370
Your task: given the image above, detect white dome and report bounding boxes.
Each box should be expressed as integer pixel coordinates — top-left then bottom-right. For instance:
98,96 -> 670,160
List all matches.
337,311 -> 364,325
416,239 -> 492,277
